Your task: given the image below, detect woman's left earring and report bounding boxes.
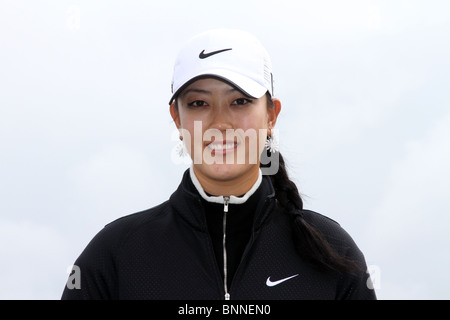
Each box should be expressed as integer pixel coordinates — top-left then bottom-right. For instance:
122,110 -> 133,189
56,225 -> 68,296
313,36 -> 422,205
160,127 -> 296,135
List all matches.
264,129 -> 279,154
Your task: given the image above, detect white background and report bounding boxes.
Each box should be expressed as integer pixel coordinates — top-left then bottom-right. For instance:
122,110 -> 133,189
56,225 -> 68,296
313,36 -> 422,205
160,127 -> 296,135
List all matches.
1,0 -> 449,299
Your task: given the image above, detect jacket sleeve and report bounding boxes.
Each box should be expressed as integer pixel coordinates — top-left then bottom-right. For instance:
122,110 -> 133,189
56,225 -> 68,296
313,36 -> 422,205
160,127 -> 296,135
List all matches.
302,210 -> 377,300
335,244 -> 377,300
333,227 -> 377,300
61,225 -> 120,300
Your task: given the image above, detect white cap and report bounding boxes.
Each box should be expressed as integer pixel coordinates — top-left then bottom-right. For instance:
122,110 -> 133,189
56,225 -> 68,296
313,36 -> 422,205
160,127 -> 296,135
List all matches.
169,29 -> 274,104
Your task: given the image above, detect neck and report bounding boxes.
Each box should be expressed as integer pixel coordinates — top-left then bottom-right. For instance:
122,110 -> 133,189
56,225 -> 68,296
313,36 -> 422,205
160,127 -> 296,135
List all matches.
190,165 -> 261,198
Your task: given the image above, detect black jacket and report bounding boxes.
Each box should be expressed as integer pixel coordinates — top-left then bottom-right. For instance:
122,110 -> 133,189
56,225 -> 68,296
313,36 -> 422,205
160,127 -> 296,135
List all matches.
61,168 -> 376,300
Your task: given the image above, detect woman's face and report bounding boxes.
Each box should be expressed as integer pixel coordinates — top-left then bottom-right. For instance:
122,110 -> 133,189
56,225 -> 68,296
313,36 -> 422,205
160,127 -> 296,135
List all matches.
170,77 -> 280,187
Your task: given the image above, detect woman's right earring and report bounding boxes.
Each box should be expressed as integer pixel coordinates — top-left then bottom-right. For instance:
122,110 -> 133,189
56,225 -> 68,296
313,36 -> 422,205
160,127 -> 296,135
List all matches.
176,136 -> 188,157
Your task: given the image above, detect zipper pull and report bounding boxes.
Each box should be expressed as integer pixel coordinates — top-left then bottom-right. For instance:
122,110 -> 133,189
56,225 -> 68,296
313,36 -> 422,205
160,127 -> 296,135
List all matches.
223,196 -> 230,213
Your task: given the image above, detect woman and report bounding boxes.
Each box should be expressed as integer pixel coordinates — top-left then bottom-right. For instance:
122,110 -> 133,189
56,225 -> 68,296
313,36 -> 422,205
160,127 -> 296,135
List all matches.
62,29 -> 376,300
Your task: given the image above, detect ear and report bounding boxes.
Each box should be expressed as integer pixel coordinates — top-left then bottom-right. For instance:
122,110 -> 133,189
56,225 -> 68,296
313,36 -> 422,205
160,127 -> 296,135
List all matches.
169,102 -> 182,129
267,98 -> 282,128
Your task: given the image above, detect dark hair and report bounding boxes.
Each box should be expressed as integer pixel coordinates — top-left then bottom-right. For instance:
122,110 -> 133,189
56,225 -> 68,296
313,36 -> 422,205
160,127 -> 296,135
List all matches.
263,93 -> 361,275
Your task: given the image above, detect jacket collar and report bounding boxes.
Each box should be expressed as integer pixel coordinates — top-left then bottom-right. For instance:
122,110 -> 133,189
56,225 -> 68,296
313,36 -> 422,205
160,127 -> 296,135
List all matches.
189,165 -> 263,205
169,167 -> 276,233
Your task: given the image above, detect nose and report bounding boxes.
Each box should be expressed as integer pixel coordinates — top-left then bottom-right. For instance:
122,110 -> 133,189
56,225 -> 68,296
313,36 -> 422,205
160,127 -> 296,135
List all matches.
209,103 -> 233,132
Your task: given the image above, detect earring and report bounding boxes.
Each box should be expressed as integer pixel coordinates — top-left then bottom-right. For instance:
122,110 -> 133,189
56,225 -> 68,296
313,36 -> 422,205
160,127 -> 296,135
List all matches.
265,128 -> 279,153
176,135 -> 188,157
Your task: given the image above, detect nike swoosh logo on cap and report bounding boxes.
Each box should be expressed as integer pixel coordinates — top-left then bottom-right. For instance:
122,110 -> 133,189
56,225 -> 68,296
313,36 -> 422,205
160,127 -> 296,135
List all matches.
266,274 -> 299,287
199,48 -> 232,59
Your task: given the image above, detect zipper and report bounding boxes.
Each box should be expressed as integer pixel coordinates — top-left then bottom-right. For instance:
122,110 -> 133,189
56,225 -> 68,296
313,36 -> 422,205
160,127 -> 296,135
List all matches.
223,196 -> 230,300
226,198 -> 271,299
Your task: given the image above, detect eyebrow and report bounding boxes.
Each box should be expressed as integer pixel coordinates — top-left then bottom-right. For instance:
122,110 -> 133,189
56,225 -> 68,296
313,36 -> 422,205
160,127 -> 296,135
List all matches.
180,87 -> 243,98
180,88 -> 212,98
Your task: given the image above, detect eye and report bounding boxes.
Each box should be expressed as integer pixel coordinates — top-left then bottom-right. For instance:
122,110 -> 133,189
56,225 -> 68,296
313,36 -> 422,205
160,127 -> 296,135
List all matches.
187,100 -> 209,108
232,98 -> 253,106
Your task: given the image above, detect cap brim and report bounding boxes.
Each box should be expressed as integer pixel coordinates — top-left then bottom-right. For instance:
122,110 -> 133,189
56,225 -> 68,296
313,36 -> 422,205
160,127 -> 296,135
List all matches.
169,69 -> 268,105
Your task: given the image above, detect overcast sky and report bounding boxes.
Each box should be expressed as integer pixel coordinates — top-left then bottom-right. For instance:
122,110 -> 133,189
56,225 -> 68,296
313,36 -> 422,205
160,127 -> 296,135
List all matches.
1,0 -> 449,300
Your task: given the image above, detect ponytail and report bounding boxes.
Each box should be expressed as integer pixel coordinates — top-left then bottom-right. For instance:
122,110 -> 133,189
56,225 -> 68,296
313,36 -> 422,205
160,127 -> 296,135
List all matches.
263,94 -> 361,275
268,153 -> 362,274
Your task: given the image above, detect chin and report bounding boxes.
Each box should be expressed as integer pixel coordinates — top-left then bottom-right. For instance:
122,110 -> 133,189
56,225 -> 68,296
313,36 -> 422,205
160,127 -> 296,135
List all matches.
196,163 -> 252,181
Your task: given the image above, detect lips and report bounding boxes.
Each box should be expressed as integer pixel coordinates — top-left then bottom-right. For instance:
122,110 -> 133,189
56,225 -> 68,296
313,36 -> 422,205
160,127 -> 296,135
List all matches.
206,140 -> 239,154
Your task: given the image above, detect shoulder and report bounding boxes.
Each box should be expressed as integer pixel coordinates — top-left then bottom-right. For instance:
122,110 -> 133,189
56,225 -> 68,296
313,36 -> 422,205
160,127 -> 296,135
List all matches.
300,209 -> 344,235
100,200 -> 171,246
78,200 -> 172,260
299,209 -> 362,257
105,200 -> 170,230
